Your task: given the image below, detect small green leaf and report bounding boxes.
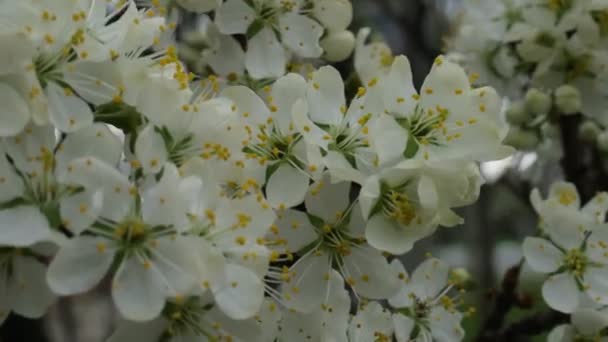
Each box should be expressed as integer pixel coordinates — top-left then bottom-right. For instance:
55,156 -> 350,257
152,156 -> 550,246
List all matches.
246,19 -> 265,39
403,134 -> 419,159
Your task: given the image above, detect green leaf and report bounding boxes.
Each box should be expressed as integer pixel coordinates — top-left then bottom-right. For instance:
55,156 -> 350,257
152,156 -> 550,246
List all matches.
265,161 -> 282,183
403,134 -> 419,159
246,18 -> 265,39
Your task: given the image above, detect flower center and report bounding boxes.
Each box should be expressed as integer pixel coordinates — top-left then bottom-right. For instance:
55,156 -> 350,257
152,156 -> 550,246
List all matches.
397,105 -> 449,148
115,218 -> 150,247
382,189 -> 417,226
563,248 -> 588,276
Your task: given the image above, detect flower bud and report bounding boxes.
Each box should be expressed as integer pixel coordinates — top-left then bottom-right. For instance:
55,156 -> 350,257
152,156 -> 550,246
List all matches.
524,88 -> 551,116
540,122 -> 559,139
450,268 -> 471,286
579,120 -> 601,143
554,84 -> 581,115
504,127 -> 539,150
597,130 -> 608,152
320,30 -> 356,62
505,101 -> 530,125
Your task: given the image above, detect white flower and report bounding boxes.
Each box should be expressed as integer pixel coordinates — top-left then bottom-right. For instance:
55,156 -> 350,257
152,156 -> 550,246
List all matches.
524,183 -> 608,313
220,76 -> 321,209
291,65 -> 375,183
107,296 -> 281,342
268,174 -> 399,313
548,308 -> 608,342
47,162 -> 201,321
363,55 -> 512,166
0,123 -> 121,246
386,258 -> 466,342
215,0 -> 318,78
359,159 -> 482,255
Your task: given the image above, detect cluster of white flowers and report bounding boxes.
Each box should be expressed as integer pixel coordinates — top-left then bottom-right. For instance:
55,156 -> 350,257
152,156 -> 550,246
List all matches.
0,0 -> 514,341
448,0 -> 608,124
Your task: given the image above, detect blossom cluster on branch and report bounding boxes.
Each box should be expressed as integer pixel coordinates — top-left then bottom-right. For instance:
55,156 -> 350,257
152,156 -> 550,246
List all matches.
7,0 -> 603,341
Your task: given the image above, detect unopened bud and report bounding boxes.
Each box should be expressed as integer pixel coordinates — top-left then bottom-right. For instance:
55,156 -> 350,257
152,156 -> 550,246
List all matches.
320,30 -> 356,62
524,88 -> 551,116
450,268 -> 471,286
540,122 -> 559,139
504,127 -> 539,150
597,130 -> 608,152
554,84 -> 581,115
579,120 -> 601,143
505,101 -> 530,125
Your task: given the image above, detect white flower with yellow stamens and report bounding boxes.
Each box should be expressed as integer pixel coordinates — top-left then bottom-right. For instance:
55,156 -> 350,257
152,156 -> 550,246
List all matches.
47,162 -> 201,321
363,55 -> 513,167
291,65 -> 377,183
219,75 -> 322,209
0,123 -> 122,246
524,183 -> 608,313
384,258 -> 467,342
215,0 -> 350,78
107,296 -> 281,342
354,28 -> 394,85
267,174 -> 399,313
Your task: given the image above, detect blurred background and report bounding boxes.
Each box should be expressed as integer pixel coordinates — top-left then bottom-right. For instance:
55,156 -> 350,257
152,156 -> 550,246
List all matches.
0,0 -> 560,341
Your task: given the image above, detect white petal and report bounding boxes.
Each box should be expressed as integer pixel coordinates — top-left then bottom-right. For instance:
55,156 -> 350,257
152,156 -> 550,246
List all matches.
59,157 -> 132,222
10,256 -> 55,318
542,273 -> 580,313
306,66 -> 345,125
572,308 -> 608,336
151,237 -> 199,297
266,163 -> 309,209
292,99 -> 329,150
282,252 -> 331,313
112,255 -> 167,321
271,73 -> 307,133
410,258 -> 449,300
0,82 -> 30,136
522,237 -> 562,273
312,0 -> 353,32
428,306 -> 465,342
215,0 -> 255,34
60,189 -> 103,235
47,236 -> 115,295
383,56 -> 418,117
46,82 -> 93,132
271,209 -> 317,253
55,123 -> 123,169
393,313 -> 415,342
387,259 -> 413,308
0,206 -> 50,246
365,214 -> 435,255
245,28 -> 286,79
212,263 -> 264,319
348,302 -> 394,342
135,125 -> 168,174
369,114 -> 408,165
343,245 -> 399,299
221,85 -> 270,126
278,13 -> 323,58
305,173 -> 350,223
205,29 -> 245,77
547,325 -> 575,342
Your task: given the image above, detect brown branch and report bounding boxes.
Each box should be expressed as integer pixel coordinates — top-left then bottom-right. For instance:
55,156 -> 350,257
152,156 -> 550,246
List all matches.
476,262 -> 523,342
